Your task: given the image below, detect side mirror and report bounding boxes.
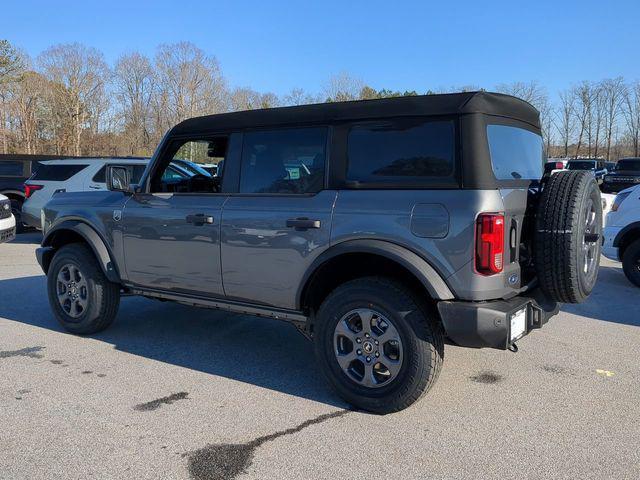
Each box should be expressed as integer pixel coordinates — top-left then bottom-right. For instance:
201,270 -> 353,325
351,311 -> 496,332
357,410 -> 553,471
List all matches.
106,166 -> 132,193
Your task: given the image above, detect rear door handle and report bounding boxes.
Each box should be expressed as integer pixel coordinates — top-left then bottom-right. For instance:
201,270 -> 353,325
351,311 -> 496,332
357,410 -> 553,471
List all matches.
186,213 -> 214,225
286,218 -> 321,230
88,185 -> 101,190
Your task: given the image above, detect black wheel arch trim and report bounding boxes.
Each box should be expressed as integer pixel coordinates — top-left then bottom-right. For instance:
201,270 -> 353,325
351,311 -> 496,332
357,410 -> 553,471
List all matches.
297,239 -> 455,310
613,221 -> 640,248
39,220 -> 121,283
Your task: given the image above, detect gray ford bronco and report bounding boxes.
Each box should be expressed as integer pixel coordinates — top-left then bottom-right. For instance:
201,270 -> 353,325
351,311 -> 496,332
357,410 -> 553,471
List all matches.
36,92 -> 602,413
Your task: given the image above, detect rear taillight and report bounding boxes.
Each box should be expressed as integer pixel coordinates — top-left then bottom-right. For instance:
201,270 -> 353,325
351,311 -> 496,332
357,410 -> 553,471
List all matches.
555,162 -> 564,170
24,184 -> 44,198
475,213 -> 505,275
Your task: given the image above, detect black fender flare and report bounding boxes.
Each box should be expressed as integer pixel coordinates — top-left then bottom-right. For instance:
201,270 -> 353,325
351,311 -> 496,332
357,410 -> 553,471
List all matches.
40,220 -> 121,283
614,221 -> 640,248
296,239 -> 455,309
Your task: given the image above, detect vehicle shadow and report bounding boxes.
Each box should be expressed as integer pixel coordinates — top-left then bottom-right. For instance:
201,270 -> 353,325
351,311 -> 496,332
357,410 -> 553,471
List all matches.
0,274 -> 345,408
9,231 -> 42,244
561,263 -> 640,327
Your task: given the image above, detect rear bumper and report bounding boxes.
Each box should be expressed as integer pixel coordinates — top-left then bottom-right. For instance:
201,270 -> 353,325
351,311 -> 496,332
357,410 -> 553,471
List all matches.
437,289 -> 559,350
21,209 -> 41,229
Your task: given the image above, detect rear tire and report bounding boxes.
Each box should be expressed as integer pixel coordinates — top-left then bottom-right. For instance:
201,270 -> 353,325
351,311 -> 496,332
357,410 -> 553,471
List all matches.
313,277 -> 444,414
47,243 -> 120,334
622,239 -> 640,288
535,171 -> 602,303
10,198 -> 25,233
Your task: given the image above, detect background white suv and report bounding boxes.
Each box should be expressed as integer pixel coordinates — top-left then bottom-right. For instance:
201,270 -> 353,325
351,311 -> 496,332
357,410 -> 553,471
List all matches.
22,158 -> 148,229
0,193 -> 16,243
603,185 -> 640,287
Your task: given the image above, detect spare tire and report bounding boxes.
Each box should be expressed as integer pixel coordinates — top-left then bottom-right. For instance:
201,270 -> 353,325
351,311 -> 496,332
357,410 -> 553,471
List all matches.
535,171 -> 602,303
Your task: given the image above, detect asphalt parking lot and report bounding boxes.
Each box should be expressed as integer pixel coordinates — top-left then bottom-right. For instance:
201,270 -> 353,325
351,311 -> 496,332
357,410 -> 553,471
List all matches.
1,233 -> 639,480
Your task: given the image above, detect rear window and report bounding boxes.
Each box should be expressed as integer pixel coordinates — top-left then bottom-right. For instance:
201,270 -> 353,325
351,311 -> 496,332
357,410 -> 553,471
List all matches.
92,164 -> 146,183
487,125 -> 544,180
0,161 -> 24,176
567,161 -> 596,170
347,120 -> 455,185
30,164 -> 89,181
616,160 -> 640,171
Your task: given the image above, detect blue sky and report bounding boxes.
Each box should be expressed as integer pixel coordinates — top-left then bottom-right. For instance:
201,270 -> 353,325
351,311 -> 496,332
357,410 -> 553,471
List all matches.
4,0 -> 639,98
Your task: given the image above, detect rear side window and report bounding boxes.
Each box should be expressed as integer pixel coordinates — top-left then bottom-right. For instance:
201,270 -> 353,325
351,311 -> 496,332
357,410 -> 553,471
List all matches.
240,127 -> 327,194
0,161 -> 24,176
30,164 -> 89,181
487,125 -> 543,180
93,164 -> 146,183
347,120 -> 456,185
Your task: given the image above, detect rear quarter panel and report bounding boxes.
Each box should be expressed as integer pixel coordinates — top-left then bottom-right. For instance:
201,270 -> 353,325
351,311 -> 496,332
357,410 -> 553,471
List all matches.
331,189 -> 513,300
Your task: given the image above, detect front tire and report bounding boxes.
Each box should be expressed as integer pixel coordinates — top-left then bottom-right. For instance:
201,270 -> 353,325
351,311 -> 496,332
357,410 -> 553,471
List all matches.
622,239 -> 640,288
47,243 -> 120,334
313,277 -> 444,414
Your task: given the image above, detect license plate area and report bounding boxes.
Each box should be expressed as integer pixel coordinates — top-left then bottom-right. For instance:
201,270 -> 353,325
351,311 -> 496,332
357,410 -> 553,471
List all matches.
509,306 -> 528,342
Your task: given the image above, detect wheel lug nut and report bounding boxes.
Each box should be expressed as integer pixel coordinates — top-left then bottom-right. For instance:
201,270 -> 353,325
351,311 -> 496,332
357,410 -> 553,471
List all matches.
375,352 -> 380,357
366,356 -> 371,362
356,338 -> 361,343
365,333 -> 370,338
356,349 -> 362,355
374,340 -> 379,345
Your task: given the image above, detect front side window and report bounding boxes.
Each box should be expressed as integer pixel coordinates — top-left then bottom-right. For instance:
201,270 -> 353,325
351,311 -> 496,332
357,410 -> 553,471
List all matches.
93,164 -> 146,183
151,138 -> 228,193
487,125 -> 544,180
347,120 -> 456,184
239,127 -> 327,194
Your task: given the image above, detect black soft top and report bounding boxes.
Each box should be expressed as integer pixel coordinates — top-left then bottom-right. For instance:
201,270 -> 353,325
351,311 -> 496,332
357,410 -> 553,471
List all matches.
171,91 -> 540,135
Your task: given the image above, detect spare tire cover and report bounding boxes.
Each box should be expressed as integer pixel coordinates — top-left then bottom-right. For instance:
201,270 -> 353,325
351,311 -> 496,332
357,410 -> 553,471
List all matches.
535,171 -> 602,303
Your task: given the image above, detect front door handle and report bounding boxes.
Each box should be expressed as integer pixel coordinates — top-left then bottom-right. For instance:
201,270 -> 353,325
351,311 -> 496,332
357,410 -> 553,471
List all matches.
286,218 -> 321,230
186,213 -> 214,225
88,184 -> 101,190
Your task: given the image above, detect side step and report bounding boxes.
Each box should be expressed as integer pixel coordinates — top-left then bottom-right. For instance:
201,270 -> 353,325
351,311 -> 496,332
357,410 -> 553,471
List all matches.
129,287 -> 310,334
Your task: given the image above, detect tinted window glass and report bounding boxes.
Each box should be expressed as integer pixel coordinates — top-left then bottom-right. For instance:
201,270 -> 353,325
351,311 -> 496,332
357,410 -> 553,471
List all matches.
487,125 -> 543,180
30,164 -> 88,181
567,161 -> 596,170
93,164 -> 146,183
616,160 -> 640,171
0,161 -> 24,176
240,128 -> 327,194
347,120 -> 455,183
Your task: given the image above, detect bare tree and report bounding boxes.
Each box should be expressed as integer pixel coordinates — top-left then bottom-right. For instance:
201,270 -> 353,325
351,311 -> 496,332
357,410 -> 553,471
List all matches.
154,42 -> 226,130
572,82 -> 596,158
0,40 -> 26,153
282,87 -> 319,106
37,43 -> 109,155
323,72 -> 364,102
9,70 -> 48,154
622,81 -> 640,157
114,52 -> 155,154
601,77 -> 625,160
556,89 -> 575,157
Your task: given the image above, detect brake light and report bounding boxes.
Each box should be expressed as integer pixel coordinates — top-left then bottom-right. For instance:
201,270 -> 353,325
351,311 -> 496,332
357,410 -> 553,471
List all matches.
555,162 -> 564,170
475,213 -> 505,275
24,184 -> 44,198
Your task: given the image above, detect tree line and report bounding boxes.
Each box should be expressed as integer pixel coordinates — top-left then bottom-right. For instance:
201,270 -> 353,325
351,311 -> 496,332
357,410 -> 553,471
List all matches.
1,39 -> 639,160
